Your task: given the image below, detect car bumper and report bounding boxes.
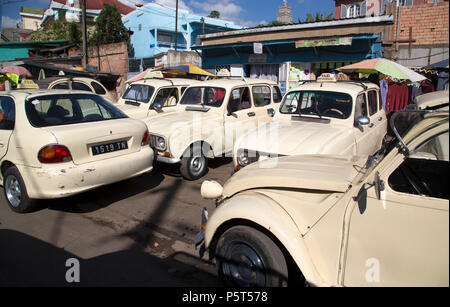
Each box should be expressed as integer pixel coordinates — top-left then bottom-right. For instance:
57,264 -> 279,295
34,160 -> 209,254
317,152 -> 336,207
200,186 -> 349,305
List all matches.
18,147 -> 154,199
155,154 -> 181,164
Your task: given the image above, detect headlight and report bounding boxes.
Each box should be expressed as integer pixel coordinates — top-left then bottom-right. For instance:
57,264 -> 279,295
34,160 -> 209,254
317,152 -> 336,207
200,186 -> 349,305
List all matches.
149,134 -> 167,151
237,149 -> 259,167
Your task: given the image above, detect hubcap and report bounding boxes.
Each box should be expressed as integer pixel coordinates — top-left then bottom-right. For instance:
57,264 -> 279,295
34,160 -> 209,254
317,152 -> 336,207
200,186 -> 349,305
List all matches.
223,242 -> 266,287
189,156 -> 205,176
5,176 -> 22,208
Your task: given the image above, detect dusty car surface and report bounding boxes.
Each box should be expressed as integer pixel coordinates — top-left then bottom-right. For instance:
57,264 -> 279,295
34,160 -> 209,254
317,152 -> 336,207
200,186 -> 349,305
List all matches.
37,77 -> 115,104
143,78 -> 283,180
116,78 -> 200,119
233,74 -> 387,170
196,102 -> 449,286
0,90 -> 154,213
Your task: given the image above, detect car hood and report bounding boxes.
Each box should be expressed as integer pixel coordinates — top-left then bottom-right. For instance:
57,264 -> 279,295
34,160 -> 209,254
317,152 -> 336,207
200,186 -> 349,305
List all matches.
223,154 -> 367,198
116,103 -> 149,119
237,120 -> 354,156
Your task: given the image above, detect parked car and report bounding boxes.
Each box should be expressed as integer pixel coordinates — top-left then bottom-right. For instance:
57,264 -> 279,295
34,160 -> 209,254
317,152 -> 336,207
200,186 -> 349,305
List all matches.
116,78 -> 200,119
233,73 -> 387,170
196,94 -> 449,287
0,90 -> 154,213
37,77 -> 116,104
144,78 -> 283,180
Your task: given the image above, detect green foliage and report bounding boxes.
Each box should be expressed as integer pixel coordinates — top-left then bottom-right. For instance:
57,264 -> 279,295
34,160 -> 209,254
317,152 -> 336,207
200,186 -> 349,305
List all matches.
302,12 -> 333,23
91,4 -> 129,46
208,10 -> 220,18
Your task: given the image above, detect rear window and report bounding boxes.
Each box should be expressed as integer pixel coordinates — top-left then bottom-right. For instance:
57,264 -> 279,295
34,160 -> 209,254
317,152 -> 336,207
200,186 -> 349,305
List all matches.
122,84 -> 154,103
25,94 -> 127,127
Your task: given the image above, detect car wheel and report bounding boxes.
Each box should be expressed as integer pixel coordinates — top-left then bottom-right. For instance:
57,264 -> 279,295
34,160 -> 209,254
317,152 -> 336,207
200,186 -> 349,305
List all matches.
180,145 -> 208,180
215,225 -> 288,287
3,166 -> 35,213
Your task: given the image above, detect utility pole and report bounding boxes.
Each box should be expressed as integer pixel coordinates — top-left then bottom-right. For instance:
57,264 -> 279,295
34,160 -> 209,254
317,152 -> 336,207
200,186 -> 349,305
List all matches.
174,0 -> 178,51
81,0 -> 88,69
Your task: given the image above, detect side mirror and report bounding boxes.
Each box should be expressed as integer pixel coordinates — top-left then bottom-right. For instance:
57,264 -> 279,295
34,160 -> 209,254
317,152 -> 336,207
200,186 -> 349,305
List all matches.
153,103 -> 162,111
267,108 -> 275,117
201,180 -> 223,200
356,116 -> 370,126
374,171 -> 385,200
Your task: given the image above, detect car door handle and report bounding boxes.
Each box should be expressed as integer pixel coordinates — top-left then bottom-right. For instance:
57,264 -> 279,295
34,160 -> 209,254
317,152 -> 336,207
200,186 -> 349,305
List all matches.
247,112 -> 256,117
378,117 -> 383,121
369,123 -> 375,128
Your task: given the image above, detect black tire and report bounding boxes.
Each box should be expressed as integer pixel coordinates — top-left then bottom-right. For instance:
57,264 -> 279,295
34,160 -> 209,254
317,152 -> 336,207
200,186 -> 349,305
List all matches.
179,144 -> 208,180
215,225 -> 289,287
3,166 -> 35,213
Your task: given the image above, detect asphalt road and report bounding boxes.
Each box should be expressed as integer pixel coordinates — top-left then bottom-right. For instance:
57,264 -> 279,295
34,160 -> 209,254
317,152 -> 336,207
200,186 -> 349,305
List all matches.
0,158 -> 235,287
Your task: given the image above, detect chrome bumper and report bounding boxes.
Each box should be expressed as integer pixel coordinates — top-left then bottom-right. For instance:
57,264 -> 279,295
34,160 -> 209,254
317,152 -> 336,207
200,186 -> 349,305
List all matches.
155,155 -> 181,164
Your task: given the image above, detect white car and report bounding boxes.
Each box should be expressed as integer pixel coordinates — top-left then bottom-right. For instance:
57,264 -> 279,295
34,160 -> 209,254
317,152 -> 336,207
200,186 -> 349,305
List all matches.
0,90 -> 154,213
234,74 -> 388,170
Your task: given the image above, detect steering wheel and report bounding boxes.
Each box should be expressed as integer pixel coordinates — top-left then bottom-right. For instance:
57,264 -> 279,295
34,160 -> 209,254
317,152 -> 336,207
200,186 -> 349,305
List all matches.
398,163 -> 433,196
322,108 -> 345,118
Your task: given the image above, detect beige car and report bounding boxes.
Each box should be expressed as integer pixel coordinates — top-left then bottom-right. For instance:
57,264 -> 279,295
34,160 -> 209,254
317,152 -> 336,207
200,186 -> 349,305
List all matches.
38,77 -> 116,104
144,78 -> 283,180
196,93 -> 449,287
0,90 -> 154,213
116,78 -> 200,119
233,74 -> 387,170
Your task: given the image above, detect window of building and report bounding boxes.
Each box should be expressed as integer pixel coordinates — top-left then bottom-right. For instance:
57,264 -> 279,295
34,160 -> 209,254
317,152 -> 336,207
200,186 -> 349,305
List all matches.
341,1 -> 367,18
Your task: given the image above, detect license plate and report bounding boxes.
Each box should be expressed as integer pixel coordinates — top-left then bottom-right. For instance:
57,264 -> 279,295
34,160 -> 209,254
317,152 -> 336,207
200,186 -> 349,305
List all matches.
92,141 -> 128,156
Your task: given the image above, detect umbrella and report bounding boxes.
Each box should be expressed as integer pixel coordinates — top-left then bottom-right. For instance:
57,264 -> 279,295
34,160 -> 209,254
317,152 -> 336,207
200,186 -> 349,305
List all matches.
160,64 -> 216,77
423,59 -> 449,71
338,58 -> 427,82
0,65 -> 32,78
126,69 -> 164,83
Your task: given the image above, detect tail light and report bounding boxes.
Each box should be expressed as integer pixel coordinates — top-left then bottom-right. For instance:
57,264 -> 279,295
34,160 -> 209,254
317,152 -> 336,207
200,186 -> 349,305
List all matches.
141,130 -> 150,146
38,145 -> 72,163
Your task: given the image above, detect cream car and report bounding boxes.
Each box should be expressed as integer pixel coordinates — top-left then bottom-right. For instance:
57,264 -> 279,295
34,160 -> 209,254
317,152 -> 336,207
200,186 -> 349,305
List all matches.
233,74 -> 387,170
0,90 -> 154,213
144,78 -> 283,180
196,97 -> 449,287
116,78 -> 200,119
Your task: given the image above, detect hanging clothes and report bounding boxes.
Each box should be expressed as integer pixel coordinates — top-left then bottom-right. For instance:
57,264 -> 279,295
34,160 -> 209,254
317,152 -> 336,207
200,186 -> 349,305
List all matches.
420,80 -> 435,94
386,84 -> 409,111
379,79 -> 388,110
437,71 -> 449,91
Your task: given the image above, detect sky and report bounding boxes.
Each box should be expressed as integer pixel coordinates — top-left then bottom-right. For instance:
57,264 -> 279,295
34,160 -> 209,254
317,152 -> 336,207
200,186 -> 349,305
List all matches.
1,0 -> 335,29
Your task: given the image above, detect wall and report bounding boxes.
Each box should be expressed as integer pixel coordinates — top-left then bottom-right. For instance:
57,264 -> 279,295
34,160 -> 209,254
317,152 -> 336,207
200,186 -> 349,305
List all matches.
22,17 -> 40,31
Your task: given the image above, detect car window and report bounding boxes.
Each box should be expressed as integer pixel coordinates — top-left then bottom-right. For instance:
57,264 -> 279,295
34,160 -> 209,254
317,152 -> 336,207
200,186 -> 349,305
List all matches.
0,96 -> 15,130
72,81 -> 93,92
367,90 -> 379,116
227,87 -> 251,113
388,131 -> 449,200
280,90 -> 352,119
253,86 -> 271,107
122,84 -> 155,103
355,93 -> 368,121
273,86 -> 282,103
52,82 -> 69,90
180,87 -> 226,108
153,87 -> 179,107
91,81 -> 107,95
25,94 -> 127,127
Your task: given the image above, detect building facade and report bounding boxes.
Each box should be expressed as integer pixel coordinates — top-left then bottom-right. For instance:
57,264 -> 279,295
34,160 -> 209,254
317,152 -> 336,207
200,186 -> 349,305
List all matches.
20,7 -> 45,31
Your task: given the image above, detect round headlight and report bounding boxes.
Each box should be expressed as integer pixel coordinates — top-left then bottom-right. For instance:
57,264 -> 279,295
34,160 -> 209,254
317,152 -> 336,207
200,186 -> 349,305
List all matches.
157,137 -> 166,150
237,150 -> 250,166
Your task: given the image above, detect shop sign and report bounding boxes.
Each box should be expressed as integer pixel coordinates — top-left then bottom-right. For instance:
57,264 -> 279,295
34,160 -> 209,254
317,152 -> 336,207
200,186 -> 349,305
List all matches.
295,37 -> 352,48
253,43 -> 263,54
248,54 -> 267,63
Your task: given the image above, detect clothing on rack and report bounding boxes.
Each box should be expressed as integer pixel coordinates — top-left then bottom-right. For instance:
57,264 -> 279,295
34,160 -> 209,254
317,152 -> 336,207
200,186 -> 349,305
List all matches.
386,83 -> 409,111
380,79 -> 388,110
420,80 -> 435,94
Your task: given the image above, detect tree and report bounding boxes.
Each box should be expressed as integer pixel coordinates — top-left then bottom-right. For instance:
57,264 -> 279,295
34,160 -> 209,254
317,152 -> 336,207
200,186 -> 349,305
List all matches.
302,12 -> 333,23
91,4 -> 129,46
208,10 -> 220,18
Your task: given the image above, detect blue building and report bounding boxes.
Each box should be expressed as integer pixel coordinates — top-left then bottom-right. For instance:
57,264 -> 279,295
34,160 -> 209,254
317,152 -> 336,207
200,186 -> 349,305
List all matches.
122,2 -> 242,70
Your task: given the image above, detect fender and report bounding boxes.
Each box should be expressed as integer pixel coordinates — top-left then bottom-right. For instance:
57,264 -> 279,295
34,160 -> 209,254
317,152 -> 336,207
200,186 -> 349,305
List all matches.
204,192 -> 329,287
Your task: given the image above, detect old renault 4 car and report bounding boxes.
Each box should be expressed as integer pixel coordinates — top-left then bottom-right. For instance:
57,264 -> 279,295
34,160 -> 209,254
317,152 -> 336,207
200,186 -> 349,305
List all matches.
0,90 -> 154,213
144,78 -> 283,180
116,77 -> 200,119
233,73 -> 387,170
196,98 -> 449,287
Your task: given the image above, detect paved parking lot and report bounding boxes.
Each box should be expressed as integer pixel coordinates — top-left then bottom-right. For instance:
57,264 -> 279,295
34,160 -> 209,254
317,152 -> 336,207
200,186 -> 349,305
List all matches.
0,158 -> 235,286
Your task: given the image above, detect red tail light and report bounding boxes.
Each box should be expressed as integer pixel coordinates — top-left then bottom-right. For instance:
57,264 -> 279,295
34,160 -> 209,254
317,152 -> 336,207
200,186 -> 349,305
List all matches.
141,130 -> 149,146
38,145 -> 72,163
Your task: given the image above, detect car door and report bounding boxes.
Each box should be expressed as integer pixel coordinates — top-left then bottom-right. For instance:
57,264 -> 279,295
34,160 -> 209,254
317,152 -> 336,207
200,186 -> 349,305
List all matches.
343,130 -> 449,286
367,89 -> 387,151
223,87 -> 256,155
251,84 -> 275,123
0,96 -> 15,172
148,86 -> 180,116
353,92 -> 378,155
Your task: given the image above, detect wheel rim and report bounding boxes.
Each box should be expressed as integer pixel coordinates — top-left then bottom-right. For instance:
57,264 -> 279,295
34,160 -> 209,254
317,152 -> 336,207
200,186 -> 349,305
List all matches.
189,156 -> 205,177
222,242 -> 266,287
5,176 -> 22,208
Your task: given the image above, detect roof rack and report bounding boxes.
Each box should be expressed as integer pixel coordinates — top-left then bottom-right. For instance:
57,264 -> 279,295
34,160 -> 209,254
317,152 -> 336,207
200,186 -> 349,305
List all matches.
298,79 -> 369,90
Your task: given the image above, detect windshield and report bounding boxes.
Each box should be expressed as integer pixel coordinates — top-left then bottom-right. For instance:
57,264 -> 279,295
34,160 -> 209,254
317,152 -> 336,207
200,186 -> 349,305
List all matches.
122,84 -> 155,103
26,93 -> 128,127
180,87 -> 226,107
280,91 -> 353,119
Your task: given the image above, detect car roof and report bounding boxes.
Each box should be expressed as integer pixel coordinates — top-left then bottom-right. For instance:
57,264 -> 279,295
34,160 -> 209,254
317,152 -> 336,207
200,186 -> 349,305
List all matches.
129,78 -> 200,87
287,81 -> 379,95
414,90 -> 449,110
36,76 -> 102,89
4,89 -> 102,101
